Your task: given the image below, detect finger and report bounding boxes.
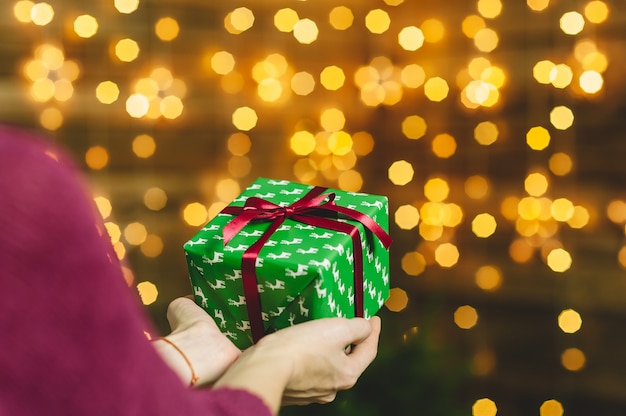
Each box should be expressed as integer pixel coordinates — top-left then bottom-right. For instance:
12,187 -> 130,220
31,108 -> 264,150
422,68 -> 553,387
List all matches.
332,317 -> 373,348
345,316 -> 381,371
166,297 -> 217,331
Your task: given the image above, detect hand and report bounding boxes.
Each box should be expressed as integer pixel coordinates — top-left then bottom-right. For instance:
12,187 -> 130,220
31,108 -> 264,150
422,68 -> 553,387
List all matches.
153,297 -> 242,387
275,316 -> 381,405
214,316 -> 381,414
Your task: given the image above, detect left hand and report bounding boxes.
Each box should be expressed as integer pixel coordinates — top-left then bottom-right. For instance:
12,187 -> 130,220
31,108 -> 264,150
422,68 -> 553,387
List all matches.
153,297 -> 242,387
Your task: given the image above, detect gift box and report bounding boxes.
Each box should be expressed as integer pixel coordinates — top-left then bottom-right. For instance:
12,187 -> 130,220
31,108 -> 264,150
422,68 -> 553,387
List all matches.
183,177 -> 392,349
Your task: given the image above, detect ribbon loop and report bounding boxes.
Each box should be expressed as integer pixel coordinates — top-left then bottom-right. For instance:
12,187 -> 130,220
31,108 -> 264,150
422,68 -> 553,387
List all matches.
220,184 -> 391,344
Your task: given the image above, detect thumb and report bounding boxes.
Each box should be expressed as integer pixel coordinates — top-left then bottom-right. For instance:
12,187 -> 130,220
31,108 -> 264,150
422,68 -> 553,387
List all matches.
166,296 -> 217,332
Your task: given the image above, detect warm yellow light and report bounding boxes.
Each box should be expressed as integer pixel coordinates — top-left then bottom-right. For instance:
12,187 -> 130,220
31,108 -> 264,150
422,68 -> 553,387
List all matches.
435,243 -> 459,268
14,0 -> 34,23
320,66 -> 345,91
105,222 -> 122,244
52,79 -> 73,102
474,121 -> 499,145
525,172 -> 549,197
518,196 -> 542,220
401,251 -> 426,276
561,348 -> 586,372
550,64 -> 573,88
560,11 -> 585,35
398,26 -> 424,51
96,81 -> 120,104
132,134 -> 156,158
210,51 -> 235,75
584,1 -> 609,23
527,0 -> 550,11
533,60 -> 555,84
549,152 -> 573,176
74,14 -> 98,38
401,64 -> 425,88
540,399 -> 565,416
608,199 -> 626,224
477,0 -> 502,19
329,6 -> 354,30
462,15 -> 485,38
509,238 -> 534,263
293,18 -> 319,44
558,308 -> 582,332
337,170 -> 362,192
24,59 -> 47,81
85,146 -> 109,170
183,202 -> 208,226
547,248 -> 572,272
160,95 -> 183,119
115,38 -> 140,62
144,187 -> 167,211
141,234 -> 164,258
550,106 -> 574,130
290,131 -> 316,156
32,79 -> 54,102
579,70 -> 603,94
385,287 -> 409,312
474,28 -> 499,52
227,133 -> 251,156
232,106 -> 258,131
388,160 -> 414,186
39,107 -> 63,131
465,175 -> 490,200
432,133 -> 457,158
215,179 -> 241,203
257,78 -> 283,102
93,196 -> 113,219
385,288 -> 409,312
395,204 -> 420,230
126,94 -> 149,118
230,7 -> 255,32
551,198 -> 574,221
115,0 -> 140,14
526,126 -> 551,150
137,281 -> 158,305
328,131 -> 353,156
455,305 -> 479,330
155,17 -> 179,41
274,8 -> 299,32
365,9 -> 390,34
228,156 -> 251,178
291,71 -> 315,96
421,18 -> 445,43
320,108 -> 345,132
472,398 -> 497,416
402,115 -> 427,140
472,213 -> 497,238
31,2 -> 54,26
475,265 -> 502,291
124,222 -> 148,245
424,178 -> 449,202
424,77 -> 449,102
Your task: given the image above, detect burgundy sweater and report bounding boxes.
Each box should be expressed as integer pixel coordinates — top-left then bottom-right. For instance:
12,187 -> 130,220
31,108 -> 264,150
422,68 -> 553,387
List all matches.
0,125 -> 272,416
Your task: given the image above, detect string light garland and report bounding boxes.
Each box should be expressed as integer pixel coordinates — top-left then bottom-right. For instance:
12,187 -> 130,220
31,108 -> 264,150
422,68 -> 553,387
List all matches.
5,0 -> 626,413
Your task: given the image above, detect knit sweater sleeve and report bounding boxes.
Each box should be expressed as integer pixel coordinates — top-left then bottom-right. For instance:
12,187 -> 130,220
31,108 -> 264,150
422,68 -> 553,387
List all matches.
0,125 -> 272,416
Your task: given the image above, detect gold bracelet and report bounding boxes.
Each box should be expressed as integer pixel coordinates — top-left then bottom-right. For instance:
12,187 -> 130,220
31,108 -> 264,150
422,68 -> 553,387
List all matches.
153,336 -> 199,387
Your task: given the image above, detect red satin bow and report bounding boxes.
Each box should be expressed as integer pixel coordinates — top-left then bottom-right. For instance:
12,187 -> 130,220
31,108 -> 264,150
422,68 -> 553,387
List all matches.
221,185 -> 392,343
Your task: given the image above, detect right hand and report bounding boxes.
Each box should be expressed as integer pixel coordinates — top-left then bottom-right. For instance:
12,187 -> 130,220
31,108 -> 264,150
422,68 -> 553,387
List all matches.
214,316 -> 381,414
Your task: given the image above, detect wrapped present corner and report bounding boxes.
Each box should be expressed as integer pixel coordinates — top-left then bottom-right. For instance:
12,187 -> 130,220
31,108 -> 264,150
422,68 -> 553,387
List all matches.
184,177 -> 392,349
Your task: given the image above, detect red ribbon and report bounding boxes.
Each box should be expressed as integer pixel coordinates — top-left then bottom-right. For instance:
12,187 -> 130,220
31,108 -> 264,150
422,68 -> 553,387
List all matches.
221,185 -> 392,344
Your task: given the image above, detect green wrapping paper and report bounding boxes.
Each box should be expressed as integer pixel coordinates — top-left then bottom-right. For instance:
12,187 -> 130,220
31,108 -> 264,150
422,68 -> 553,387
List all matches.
184,177 -> 391,349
